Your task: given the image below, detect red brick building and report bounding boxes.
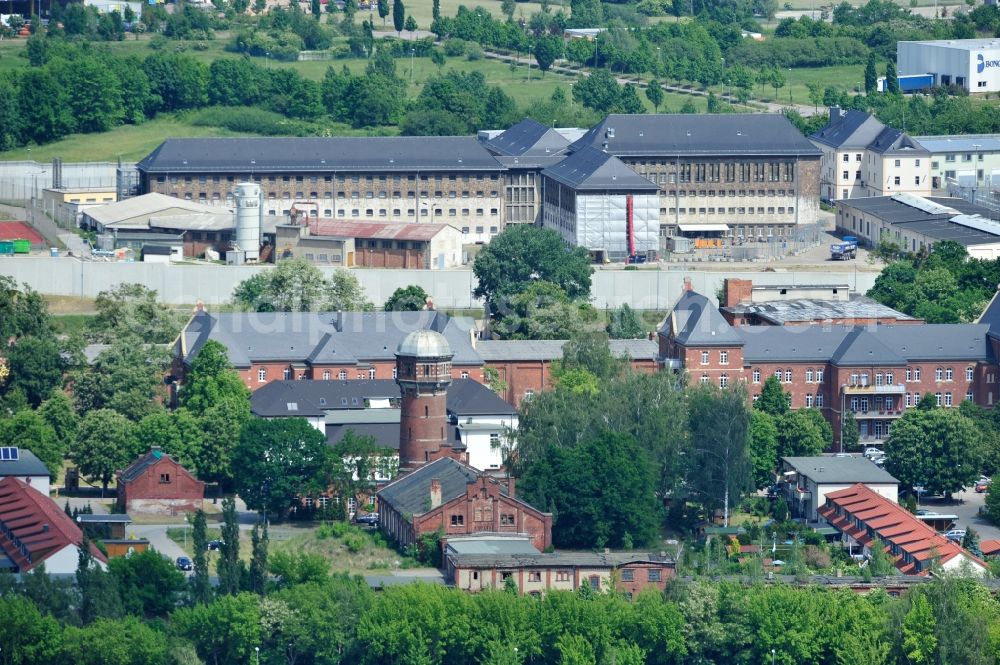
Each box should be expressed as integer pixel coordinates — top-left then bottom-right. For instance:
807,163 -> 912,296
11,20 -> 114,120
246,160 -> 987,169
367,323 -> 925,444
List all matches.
661,286 -> 1000,448
175,309 -> 658,406
377,457 -> 553,552
117,448 -> 205,515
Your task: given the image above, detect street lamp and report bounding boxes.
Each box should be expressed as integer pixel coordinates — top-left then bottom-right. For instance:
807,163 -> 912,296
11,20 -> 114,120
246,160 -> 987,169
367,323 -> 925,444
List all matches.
771,648 -> 776,665
526,45 -> 532,81
410,48 -> 415,85
255,646 -> 260,665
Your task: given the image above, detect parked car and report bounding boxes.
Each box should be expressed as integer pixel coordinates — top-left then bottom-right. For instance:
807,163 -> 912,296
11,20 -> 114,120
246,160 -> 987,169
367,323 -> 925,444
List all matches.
206,539 -> 223,551
176,556 -> 193,571
944,529 -> 966,542
976,479 -> 992,493
915,509 -> 940,517
864,447 -> 884,459
354,513 -> 379,527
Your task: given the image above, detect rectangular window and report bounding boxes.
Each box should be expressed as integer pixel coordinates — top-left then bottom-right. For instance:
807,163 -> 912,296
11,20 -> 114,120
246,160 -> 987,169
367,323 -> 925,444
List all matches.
945,392 -> 953,407
914,368 -> 921,381
719,374 -> 729,388
450,514 -> 464,526
936,368 -> 943,381
906,368 -> 913,382
752,369 -> 761,384
806,369 -> 813,383
700,351 -> 709,365
257,368 -> 267,383
935,393 -> 942,406
816,369 -> 823,383
159,473 -> 170,483
648,569 -> 662,582
967,367 -> 975,381
805,395 -> 813,407
886,372 -> 894,385
945,368 -> 953,381
967,392 -> 974,402
621,569 -> 634,582
500,514 -> 515,526
784,370 -> 792,383
816,393 -> 824,407
719,351 -> 729,365
906,393 -> 912,407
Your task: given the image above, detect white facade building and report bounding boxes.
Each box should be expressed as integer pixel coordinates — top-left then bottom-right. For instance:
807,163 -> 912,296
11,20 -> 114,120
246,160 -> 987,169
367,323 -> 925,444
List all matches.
898,39 -> 1000,93
913,134 -> 1000,192
0,448 -> 50,497
782,456 -> 899,522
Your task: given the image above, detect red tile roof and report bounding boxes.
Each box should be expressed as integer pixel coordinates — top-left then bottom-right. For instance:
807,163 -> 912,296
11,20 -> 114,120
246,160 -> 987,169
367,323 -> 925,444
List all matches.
0,477 -> 106,572
817,484 -> 985,576
309,220 -> 456,242
982,539 -> 1000,556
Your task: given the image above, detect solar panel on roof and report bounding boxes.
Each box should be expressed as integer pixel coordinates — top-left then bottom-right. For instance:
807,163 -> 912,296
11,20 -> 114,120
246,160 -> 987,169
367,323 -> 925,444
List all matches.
0,447 -> 18,461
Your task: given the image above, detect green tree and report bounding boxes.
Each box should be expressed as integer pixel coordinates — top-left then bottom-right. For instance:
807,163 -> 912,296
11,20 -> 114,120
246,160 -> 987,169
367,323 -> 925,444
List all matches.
777,408 -> 832,457
172,593 -> 261,665
885,408 -> 983,496
646,79 -> 664,112
754,376 -> 790,416
865,52 -> 878,94
0,410 -> 63,475
312,0 -> 321,19
0,595 -> 64,665
686,384 -> 752,526
473,225 -> 592,312
841,411 -> 860,450
233,258 -> 329,312
572,69 -> 623,114
501,0 -> 516,19
520,431 -> 660,548
885,60 -> 899,94
76,534 -> 124,623
6,335 -> 63,407
249,521 -> 269,595
107,548 -> 186,618
217,497 -> 244,596
190,509 -> 212,604
903,593 -> 938,664
405,15 -> 417,31
533,35 -> 562,74
432,0 -> 440,20
70,409 -> 136,494
180,340 -> 250,417
748,410 -> 779,490
328,268 -> 374,310
392,0 -> 404,33
384,285 -> 429,311
38,390 -> 79,453
61,616 -> 168,665
377,0 -> 389,24
606,303 -> 644,339
71,340 -> 170,421
233,418 -> 328,519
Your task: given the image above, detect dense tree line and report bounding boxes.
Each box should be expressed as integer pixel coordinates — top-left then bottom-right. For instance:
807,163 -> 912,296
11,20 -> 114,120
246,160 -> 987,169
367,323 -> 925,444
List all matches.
4,558 -> 999,665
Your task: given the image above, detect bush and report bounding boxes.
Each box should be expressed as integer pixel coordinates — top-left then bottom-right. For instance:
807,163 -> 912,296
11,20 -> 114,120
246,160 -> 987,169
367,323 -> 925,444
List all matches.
443,38 -> 466,56
465,42 -> 484,60
315,521 -> 352,540
343,532 -> 367,553
188,106 -> 316,136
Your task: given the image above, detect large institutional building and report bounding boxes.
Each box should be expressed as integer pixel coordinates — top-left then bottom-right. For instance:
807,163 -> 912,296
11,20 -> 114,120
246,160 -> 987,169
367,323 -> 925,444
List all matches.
137,114 -> 823,260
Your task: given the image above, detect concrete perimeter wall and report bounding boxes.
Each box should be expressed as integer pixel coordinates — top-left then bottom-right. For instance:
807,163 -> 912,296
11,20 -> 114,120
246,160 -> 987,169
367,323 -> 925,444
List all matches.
0,257 -> 879,310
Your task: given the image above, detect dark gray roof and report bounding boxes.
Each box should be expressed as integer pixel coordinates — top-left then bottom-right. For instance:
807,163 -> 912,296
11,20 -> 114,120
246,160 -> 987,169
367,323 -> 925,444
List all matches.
739,324 -> 994,364
378,457 -> 503,516
483,118 -> 571,157
326,423 -> 402,449
494,154 -> 567,170
142,245 -> 173,255
0,449 -> 49,477
474,339 -> 658,362
810,109 -> 883,149
251,378 -> 514,418
839,196 -> 1000,247
783,456 -> 899,485
446,379 -> 516,416
572,114 -> 821,157
180,310 -> 482,369
978,291 -> 1000,341
868,127 -> 929,156
448,551 -> 675,568
77,514 -> 133,524
118,448 -> 187,483
542,146 -> 659,191
137,137 -> 504,174
666,291 -> 744,347
830,328 -> 906,367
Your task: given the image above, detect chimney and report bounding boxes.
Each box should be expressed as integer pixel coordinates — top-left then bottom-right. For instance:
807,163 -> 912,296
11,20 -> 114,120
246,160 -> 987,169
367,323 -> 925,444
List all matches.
829,105 -> 842,124
724,278 -> 753,308
505,475 -> 516,498
430,478 -> 442,509
682,277 -> 693,292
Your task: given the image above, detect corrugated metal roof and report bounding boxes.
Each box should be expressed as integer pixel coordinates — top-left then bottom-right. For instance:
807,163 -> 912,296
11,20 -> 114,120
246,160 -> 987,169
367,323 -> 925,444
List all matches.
913,135 -> 1000,153
84,193 -> 226,227
310,220 -> 458,242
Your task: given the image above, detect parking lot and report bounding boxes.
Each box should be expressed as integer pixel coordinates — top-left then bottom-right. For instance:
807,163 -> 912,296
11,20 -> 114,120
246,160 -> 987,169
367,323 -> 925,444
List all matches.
919,486 -> 1000,541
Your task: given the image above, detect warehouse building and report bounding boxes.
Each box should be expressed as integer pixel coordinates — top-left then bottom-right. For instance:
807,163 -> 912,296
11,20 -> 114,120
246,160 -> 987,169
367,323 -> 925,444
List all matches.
835,193 -> 1000,259
898,39 -> 1000,94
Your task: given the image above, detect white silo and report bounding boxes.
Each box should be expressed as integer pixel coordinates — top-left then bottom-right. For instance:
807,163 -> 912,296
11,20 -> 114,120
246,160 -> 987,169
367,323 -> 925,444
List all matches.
234,182 -> 261,262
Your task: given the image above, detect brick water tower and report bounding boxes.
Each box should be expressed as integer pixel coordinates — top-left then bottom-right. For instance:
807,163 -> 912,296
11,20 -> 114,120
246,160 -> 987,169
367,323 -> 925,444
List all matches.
396,329 -> 453,471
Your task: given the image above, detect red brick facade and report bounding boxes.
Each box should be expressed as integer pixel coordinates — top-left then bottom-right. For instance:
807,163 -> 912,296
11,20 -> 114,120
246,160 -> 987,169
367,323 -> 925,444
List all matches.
117,450 -> 205,515
487,357 -> 658,407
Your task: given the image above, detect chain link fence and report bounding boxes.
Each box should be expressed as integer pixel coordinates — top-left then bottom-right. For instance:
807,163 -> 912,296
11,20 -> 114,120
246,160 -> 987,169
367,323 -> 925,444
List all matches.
661,223 -> 825,263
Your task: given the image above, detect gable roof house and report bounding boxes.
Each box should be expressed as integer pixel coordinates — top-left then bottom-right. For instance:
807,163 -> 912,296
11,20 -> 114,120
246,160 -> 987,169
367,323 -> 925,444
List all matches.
117,448 -> 205,515
377,457 -> 552,553
0,477 -> 107,574
818,484 -> 987,576
0,447 -> 51,497
810,107 -> 930,201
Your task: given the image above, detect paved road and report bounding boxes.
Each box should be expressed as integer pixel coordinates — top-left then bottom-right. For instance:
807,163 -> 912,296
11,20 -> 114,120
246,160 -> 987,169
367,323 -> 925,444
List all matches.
775,4 -> 961,20
920,488 -> 1000,541
482,50 -> 820,117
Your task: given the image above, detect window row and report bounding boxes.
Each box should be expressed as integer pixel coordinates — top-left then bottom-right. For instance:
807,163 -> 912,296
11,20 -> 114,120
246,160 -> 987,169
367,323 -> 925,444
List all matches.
665,189 -> 794,198
158,173 -> 502,184
671,206 -> 794,216
754,368 -> 824,384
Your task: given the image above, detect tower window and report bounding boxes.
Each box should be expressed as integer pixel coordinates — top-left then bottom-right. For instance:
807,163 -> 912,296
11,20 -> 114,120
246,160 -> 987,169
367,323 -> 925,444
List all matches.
425,405 -> 429,417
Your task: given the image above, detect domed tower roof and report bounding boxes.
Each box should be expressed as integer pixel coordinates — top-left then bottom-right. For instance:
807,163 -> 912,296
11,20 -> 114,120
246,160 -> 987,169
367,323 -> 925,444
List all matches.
395,329 -> 453,359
